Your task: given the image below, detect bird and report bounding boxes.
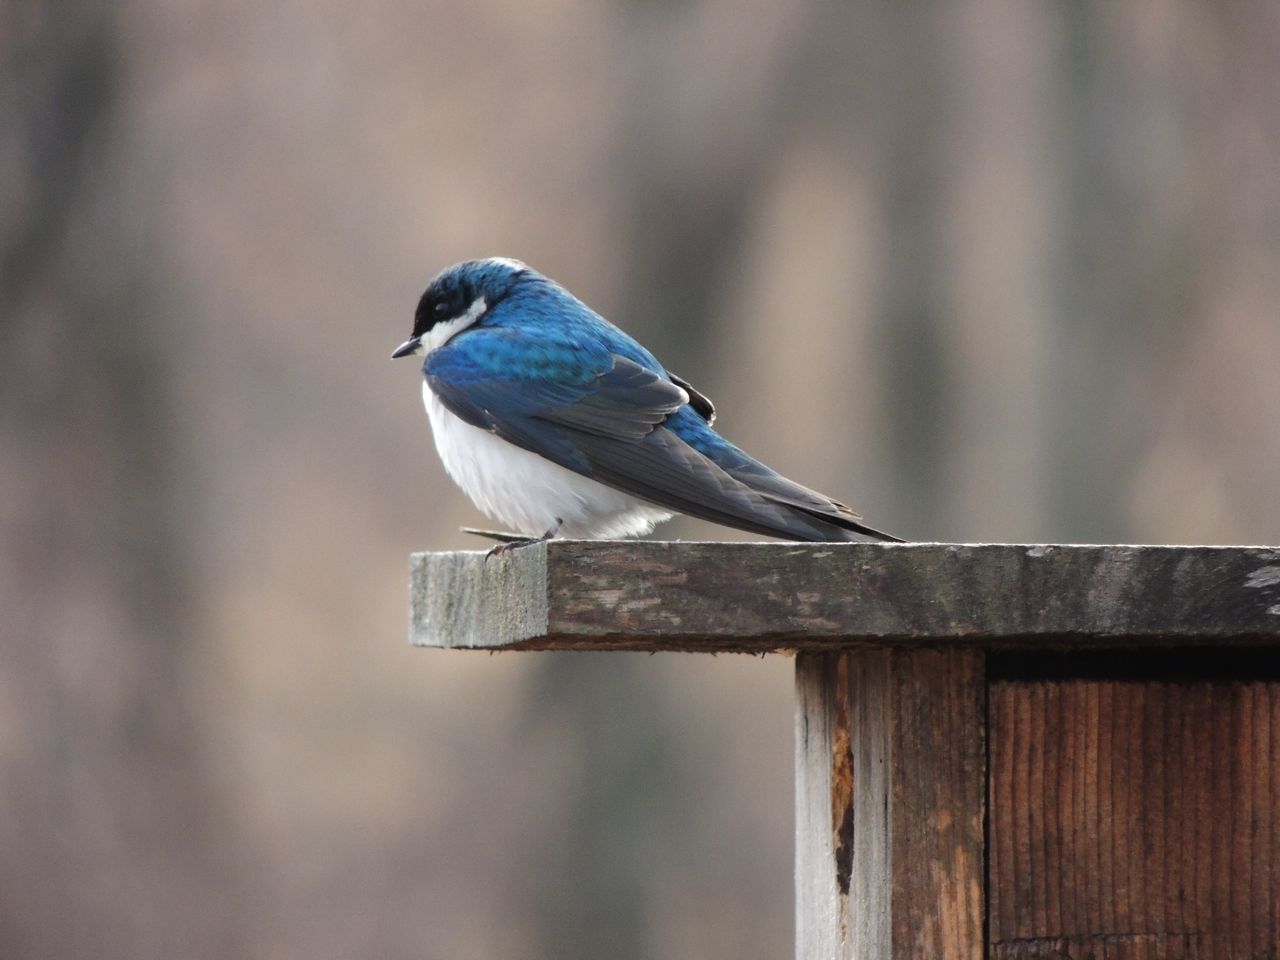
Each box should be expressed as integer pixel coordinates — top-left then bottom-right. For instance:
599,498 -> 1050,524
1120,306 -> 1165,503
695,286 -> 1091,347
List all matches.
392,258 -> 903,544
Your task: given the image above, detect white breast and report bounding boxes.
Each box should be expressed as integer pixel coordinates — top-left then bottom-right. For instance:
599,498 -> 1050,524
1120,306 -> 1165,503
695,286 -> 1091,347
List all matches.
422,382 -> 672,539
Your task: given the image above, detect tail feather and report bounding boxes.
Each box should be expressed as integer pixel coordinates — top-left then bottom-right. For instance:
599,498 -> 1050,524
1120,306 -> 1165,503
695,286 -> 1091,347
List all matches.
782,504 -> 905,543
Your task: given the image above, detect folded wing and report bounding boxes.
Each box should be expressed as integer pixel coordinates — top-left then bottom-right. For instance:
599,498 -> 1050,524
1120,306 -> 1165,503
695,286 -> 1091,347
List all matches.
426,334 -> 901,542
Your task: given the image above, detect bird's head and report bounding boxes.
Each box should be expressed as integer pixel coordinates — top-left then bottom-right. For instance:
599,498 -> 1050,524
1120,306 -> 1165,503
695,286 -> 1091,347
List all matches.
391,257 -> 531,359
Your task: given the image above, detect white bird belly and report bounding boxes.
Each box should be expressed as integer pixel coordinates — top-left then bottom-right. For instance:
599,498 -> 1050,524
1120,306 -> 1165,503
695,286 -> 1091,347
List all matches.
422,382 -> 673,538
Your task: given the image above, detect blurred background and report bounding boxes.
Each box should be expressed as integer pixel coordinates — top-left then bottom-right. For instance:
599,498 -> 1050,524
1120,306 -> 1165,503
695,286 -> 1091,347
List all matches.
4,0 -> 1280,957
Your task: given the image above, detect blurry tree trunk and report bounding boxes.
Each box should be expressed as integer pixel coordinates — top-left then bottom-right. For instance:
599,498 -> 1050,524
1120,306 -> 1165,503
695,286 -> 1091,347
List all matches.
873,3 -> 954,533
522,654 -> 691,960
1045,4 -> 1213,542
1047,6 -> 1132,541
0,8 -> 239,959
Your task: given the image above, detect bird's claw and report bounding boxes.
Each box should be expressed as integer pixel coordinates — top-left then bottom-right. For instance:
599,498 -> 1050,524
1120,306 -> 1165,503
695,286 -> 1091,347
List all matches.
480,518 -> 564,562
484,540 -> 526,560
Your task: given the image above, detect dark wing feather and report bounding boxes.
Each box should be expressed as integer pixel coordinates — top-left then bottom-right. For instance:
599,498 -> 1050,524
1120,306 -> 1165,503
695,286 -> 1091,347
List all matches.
668,372 -> 715,424
540,356 -> 688,440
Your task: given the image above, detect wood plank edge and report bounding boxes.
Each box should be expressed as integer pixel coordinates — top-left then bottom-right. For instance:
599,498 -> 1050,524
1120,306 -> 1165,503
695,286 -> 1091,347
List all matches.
410,632 -> 1280,652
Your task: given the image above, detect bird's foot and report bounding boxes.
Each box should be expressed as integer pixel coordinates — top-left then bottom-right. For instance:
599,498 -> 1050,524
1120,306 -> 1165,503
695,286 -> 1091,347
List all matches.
481,518 -> 563,561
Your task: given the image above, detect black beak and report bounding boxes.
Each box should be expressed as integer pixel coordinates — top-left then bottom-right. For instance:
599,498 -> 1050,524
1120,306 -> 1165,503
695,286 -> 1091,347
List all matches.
391,336 -> 422,359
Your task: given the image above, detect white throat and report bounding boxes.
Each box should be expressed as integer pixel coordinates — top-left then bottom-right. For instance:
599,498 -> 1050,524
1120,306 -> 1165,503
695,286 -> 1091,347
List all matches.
421,296 -> 488,353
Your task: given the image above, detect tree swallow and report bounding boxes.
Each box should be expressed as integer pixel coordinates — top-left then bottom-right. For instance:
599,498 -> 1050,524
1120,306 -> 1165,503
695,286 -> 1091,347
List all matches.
392,258 -> 903,543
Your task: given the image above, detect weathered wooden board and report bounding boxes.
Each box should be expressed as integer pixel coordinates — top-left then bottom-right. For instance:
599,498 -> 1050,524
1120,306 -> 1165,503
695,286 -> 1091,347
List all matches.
795,655 -> 845,959
795,650 -> 986,960
410,542 -> 1280,651
988,676 -> 1280,960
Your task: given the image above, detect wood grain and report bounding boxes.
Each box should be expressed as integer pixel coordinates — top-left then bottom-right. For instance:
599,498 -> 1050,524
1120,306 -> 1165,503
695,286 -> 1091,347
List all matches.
988,677 -> 1280,959
795,654 -> 847,960
795,650 -> 986,960
410,542 -> 1280,651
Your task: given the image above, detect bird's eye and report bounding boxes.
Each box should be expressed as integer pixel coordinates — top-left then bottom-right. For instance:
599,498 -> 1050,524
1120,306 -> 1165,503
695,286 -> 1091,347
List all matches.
433,302 -> 449,318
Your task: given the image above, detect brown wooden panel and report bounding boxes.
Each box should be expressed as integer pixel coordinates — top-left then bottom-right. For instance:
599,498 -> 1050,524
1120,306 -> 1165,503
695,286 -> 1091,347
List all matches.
883,649 -> 987,960
989,678 -> 1280,960
796,650 -> 986,960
